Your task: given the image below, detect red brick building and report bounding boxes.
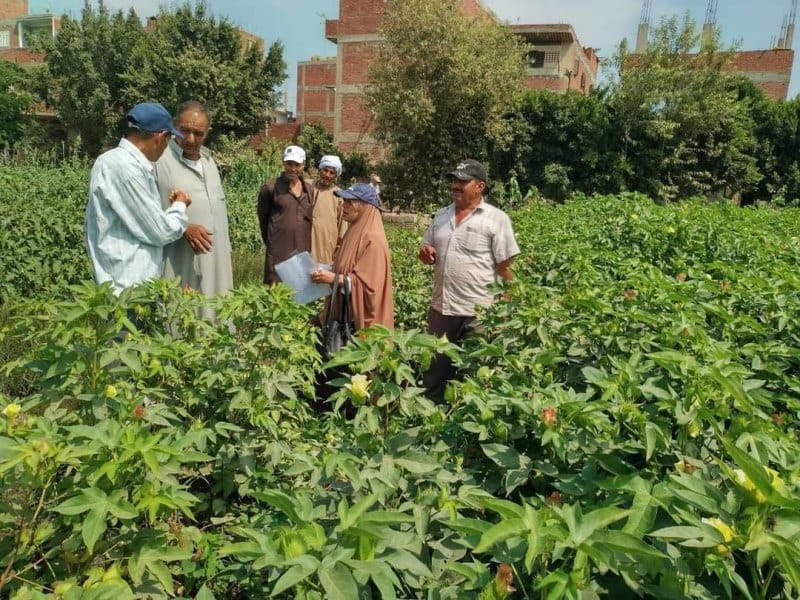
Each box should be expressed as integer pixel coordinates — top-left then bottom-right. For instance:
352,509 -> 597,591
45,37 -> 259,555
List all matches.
295,0 -> 598,159
633,7 -> 794,102
0,0 -> 59,67
725,50 -> 794,100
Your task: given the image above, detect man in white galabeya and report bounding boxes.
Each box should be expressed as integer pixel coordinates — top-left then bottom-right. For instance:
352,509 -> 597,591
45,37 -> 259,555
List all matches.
419,158 -> 520,400
85,102 -> 191,295
155,100 -> 233,321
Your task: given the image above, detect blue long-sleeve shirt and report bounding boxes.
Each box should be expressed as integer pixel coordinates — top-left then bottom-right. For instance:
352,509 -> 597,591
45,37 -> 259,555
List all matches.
85,138 -> 187,295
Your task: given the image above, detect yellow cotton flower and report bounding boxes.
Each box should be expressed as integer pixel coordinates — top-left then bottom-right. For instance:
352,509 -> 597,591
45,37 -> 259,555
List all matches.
104,385 -> 117,399
702,517 -> 734,543
732,468 -> 781,503
2,403 -> 21,419
345,374 -> 370,399
766,467 -> 787,495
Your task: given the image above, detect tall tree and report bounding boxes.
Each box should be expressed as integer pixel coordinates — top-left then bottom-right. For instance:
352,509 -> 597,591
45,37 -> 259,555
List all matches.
367,0 -> 528,205
606,14 -> 760,201
732,77 -> 800,204
0,61 -> 35,147
121,1 -> 286,142
490,89 -> 620,199
44,1 -> 143,156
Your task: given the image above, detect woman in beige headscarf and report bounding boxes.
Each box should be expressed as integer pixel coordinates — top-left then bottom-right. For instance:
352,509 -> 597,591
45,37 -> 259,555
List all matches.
311,182 -> 394,330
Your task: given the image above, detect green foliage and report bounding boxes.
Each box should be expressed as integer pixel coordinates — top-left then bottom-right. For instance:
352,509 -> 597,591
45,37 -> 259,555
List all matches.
121,1 -> 286,143
368,0 -> 529,207
341,151 -> 370,184
606,13 -> 760,202
296,122 -> 336,173
0,162 -> 90,304
0,61 -> 35,147
43,1 -> 145,156
4,162 -> 800,597
491,89 -> 621,199
43,0 -> 286,156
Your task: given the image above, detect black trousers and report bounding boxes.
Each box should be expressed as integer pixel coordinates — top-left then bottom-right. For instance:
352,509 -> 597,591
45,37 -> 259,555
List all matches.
422,308 -> 480,401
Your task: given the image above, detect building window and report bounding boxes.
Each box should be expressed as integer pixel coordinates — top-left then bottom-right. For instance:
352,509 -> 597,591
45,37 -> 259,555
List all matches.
528,50 -> 545,68
544,51 -> 560,67
0,31 -> 9,48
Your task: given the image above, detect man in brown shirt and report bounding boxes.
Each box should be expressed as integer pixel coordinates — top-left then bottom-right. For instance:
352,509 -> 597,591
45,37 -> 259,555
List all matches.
257,145 -> 315,284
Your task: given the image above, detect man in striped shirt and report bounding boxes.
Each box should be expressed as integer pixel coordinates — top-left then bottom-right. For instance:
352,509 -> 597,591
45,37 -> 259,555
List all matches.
85,102 -> 191,295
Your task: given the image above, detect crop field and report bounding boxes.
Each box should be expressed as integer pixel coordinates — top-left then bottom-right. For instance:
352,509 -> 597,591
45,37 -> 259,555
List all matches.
1,164 -> 800,598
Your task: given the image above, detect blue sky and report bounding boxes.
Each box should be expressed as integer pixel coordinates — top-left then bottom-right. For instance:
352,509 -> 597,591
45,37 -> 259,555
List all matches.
31,0 -> 799,109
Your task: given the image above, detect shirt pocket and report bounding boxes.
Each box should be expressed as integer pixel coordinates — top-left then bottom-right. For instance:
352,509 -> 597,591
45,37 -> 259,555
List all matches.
461,224 -> 492,254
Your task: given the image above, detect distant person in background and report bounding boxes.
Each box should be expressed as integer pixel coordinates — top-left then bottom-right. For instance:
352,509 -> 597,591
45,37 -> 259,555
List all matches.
311,183 -> 393,330
257,145 -> 315,284
369,173 -> 382,198
155,100 -> 233,320
311,154 -> 347,266
370,172 -> 383,206
419,159 -> 519,400
85,102 -> 190,295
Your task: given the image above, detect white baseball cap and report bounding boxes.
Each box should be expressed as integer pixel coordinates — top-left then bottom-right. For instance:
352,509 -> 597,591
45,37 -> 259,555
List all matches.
283,145 -> 306,164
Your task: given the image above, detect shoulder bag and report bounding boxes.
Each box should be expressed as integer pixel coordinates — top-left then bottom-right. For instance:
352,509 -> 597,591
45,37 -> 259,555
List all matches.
321,274 -> 354,358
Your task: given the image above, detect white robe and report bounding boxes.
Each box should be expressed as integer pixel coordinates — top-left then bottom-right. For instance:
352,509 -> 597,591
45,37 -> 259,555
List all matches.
155,140 -> 233,321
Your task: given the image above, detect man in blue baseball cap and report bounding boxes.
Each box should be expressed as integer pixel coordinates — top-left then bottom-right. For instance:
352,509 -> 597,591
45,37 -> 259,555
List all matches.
85,101 -> 192,296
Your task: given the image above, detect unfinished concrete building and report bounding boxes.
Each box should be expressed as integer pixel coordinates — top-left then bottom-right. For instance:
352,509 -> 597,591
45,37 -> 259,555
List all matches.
634,0 -> 795,101
296,0 -> 598,159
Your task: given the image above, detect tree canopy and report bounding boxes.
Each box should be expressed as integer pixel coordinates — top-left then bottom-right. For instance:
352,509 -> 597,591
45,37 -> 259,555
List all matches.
367,0 -> 529,205
0,61 -> 36,147
44,0 -> 286,156
605,13 -> 760,201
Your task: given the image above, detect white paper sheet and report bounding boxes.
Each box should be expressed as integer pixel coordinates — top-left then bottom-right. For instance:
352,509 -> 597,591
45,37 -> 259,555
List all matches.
274,251 -> 331,304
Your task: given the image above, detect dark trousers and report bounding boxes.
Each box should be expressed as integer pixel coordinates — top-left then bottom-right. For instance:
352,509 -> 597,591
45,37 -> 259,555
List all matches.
422,308 -> 480,401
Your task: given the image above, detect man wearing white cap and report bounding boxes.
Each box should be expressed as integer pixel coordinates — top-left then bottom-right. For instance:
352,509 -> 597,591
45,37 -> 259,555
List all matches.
257,144 -> 315,284
85,102 -> 191,295
311,154 -> 347,265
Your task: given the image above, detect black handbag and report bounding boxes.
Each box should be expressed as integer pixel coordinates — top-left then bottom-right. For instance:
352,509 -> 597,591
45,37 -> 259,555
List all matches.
321,274 -> 354,358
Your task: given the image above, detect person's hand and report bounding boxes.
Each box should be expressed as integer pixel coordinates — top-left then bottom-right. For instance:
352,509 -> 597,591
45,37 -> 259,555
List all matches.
311,268 -> 335,285
419,244 -> 436,265
184,223 -> 213,253
169,189 -> 191,207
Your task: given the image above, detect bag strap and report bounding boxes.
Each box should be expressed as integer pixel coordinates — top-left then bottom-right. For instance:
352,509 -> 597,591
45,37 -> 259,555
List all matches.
341,276 -> 352,326
325,273 -> 340,324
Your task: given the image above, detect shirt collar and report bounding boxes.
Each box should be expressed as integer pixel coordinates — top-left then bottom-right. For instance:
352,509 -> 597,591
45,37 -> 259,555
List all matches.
449,197 -> 486,212
118,137 -> 155,172
169,138 -> 207,165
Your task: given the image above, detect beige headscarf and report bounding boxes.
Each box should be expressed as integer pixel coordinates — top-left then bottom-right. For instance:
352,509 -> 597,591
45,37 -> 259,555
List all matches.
323,204 -> 393,330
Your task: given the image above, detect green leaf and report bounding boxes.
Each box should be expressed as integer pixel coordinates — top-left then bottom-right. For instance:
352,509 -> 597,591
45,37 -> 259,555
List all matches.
592,530 -> 667,558
649,525 -> 706,540
250,489 -> 302,523
623,489 -> 658,538
318,562 -> 358,600
382,549 -> 432,578
473,518 -> 526,553
573,505 -> 629,545
769,534 -> 800,590
196,584 -> 216,600
82,507 -> 107,552
271,559 -> 319,596
146,558 -> 174,595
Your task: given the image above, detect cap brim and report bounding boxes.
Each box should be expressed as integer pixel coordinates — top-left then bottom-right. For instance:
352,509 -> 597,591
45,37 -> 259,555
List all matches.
169,126 -> 184,138
448,170 -> 472,180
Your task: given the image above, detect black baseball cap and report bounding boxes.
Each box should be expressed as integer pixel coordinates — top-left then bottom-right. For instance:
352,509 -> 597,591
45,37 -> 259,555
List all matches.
448,159 -> 487,183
